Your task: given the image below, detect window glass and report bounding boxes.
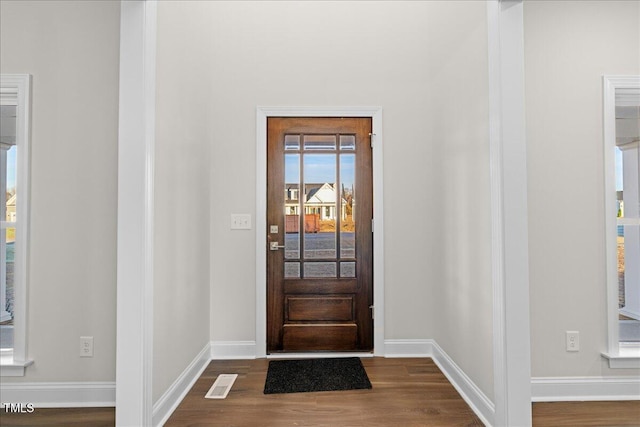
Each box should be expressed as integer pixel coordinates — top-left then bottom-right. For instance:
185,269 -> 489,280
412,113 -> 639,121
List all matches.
612,89 -> 640,346
1,75 -> 32,375
1,107 -> 17,350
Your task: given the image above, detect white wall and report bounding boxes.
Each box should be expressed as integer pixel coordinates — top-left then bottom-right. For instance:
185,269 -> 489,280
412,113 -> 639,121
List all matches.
207,0 -> 431,342
203,1 -> 494,400
0,0 -> 495,405
153,2 -> 213,403
525,0 -> 640,377
0,1 -> 120,383
4,0 -> 637,414
426,4 -> 494,400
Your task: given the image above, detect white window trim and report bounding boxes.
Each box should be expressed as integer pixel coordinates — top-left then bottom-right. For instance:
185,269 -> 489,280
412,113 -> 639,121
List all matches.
602,75 -> 640,369
0,74 -> 33,376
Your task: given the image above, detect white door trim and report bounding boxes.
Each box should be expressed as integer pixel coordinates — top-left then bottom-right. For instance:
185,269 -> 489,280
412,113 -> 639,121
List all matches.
255,107 -> 384,357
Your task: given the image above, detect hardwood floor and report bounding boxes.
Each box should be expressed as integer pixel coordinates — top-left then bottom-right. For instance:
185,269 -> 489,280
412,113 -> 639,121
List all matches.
0,358 -> 638,426
166,358 -> 483,427
532,401 -> 640,426
0,407 -> 115,427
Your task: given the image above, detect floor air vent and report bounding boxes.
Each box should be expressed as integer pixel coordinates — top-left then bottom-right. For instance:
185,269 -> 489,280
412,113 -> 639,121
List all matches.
205,374 -> 238,399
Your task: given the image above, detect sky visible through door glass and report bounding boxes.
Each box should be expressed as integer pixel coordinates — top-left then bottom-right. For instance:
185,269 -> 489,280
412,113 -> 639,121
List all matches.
285,155 -> 354,188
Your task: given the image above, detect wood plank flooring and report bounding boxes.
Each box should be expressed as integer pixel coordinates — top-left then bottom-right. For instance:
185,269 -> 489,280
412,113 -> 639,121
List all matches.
0,407 -> 115,427
532,401 -> 640,426
166,358 -> 483,427
0,358 -> 638,426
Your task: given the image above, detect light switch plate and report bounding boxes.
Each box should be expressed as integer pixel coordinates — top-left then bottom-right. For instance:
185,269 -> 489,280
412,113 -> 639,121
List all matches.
231,214 -> 251,230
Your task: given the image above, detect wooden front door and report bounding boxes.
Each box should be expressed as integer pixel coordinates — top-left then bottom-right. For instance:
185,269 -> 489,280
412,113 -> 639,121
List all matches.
267,117 -> 373,353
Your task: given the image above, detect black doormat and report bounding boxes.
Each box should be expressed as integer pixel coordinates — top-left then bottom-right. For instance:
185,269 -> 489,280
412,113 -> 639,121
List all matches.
263,357 -> 372,394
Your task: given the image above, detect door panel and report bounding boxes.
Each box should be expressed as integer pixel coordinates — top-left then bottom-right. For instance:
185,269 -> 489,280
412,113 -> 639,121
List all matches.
267,117 -> 373,353
282,324 -> 358,351
287,297 -> 354,321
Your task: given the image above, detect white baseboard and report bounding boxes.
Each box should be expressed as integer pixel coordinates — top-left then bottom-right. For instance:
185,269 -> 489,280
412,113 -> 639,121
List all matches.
0,382 -> 115,408
427,341 -> 495,427
532,376 -> 640,401
267,352 -> 373,359
384,339 -> 495,426
152,342 -> 211,427
211,340 -> 257,359
383,339 -> 432,357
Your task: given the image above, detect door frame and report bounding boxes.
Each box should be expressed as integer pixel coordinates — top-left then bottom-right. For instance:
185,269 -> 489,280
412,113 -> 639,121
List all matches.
256,107 -> 384,358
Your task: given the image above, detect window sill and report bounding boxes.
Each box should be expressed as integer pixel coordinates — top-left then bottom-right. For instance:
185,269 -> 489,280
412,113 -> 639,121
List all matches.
602,344 -> 640,369
0,352 -> 33,377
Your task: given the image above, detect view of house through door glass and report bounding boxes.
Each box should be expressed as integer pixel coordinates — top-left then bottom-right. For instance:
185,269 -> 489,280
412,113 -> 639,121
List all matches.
267,118 -> 373,352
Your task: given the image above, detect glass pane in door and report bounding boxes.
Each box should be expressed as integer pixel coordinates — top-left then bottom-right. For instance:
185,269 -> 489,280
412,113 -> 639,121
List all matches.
303,154 -> 336,260
284,262 -> 300,278
340,153 -> 355,259
304,262 -> 337,278
284,154 -> 300,259
304,135 -> 336,150
339,135 -> 356,151
285,134 -> 300,150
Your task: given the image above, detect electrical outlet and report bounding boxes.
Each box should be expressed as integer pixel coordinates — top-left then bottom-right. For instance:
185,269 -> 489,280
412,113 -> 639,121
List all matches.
80,336 -> 94,357
566,331 -> 579,352
230,214 -> 251,230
